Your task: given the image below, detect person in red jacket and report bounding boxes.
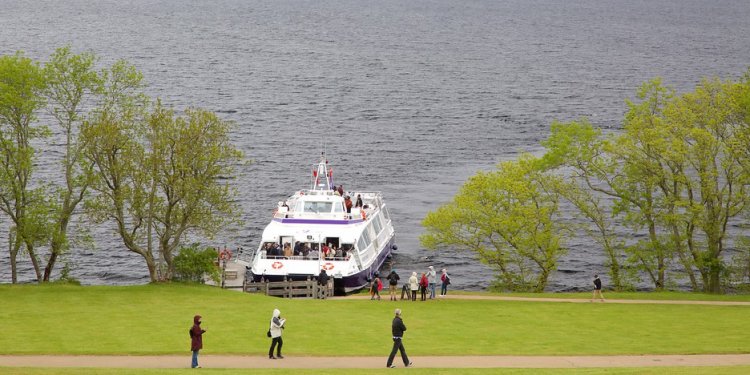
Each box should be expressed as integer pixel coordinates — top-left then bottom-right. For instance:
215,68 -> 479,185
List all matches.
419,273 -> 429,301
190,315 -> 206,368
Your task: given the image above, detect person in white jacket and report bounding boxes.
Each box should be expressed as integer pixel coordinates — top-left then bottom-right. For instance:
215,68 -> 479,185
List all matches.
427,266 -> 437,299
268,308 -> 286,359
409,272 -> 419,301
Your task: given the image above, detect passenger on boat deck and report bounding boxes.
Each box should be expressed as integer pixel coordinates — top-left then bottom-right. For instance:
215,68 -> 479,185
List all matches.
293,241 -> 302,256
334,246 -> 343,258
355,194 -> 363,208
271,243 -> 282,257
309,248 -> 319,259
337,185 -> 344,196
344,196 -> 353,213
322,243 -> 330,257
302,243 -> 311,257
283,243 -> 292,258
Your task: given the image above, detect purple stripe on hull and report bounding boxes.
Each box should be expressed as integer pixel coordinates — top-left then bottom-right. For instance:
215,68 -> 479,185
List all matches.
272,218 -> 364,225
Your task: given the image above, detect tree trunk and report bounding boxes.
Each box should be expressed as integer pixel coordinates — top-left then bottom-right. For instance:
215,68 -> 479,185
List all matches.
43,251 -> 58,282
9,232 -> 19,284
25,241 -> 42,282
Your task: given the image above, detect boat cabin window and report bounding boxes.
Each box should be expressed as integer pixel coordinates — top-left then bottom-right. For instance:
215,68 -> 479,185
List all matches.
298,201 -> 333,214
333,202 -> 344,213
262,241 -> 283,258
372,215 -> 383,234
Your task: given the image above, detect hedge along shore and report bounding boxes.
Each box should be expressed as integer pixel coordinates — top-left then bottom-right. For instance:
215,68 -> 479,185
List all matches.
2,354 -> 750,369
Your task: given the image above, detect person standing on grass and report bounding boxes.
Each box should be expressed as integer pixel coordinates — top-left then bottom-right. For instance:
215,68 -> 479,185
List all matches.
269,309 -> 286,359
419,272 -> 429,301
440,268 -> 450,296
386,308 -> 413,368
387,270 -> 400,301
190,315 -> 205,368
371,273 -> 382,300
592,274 -> 605,302
427,266 -> 437,299
409,272 -> 419,301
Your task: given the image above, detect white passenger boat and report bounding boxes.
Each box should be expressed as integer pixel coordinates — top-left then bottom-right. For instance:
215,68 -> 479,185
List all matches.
240,153 -> 397,294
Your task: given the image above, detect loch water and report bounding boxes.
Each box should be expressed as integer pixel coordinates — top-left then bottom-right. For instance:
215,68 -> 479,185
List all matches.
2,0 -> 750,290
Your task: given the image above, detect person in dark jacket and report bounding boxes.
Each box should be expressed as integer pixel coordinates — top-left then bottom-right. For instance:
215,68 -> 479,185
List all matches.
386,309 -> 412,368
592,274 -> 605,302
190,314 -> 206,368
387,270 -> 400,301
318,268 -> 330,299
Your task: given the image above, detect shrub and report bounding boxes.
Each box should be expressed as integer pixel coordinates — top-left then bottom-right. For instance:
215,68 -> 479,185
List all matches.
173,245 -> 219,283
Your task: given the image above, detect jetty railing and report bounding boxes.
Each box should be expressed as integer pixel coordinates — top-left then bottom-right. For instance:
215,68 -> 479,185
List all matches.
243,276 -> 334,299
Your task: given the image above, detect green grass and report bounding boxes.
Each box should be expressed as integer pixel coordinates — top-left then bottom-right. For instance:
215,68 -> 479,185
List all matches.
2,368 -> 750,375
451,290 -> 750,302
2,284 -> 750,356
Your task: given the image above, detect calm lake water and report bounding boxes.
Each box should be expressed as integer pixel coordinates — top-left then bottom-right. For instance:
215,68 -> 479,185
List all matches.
2,0 -> 750,290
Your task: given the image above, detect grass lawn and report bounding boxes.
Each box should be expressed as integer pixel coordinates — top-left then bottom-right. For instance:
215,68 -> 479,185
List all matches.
2,284 -> 749,356
2,367 -> 750,375
450,290 -> 750,302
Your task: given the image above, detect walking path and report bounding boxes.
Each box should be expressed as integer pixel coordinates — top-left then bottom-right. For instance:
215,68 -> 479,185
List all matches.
335,294 -> 750,306
1,354 -> 750,369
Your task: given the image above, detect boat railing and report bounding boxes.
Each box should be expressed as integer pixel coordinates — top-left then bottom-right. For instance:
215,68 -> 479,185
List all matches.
262,253 -> 352,262
272,209 -> 369,221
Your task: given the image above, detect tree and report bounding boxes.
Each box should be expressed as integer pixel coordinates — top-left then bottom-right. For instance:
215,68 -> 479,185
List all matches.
40,46 -> 102,281
83,75 -> 242,281
421,156 -> 568,292
81,60 -> 156,279
542,75 -> 750,293
0,52 -> 49,283
144,102 -> 243,279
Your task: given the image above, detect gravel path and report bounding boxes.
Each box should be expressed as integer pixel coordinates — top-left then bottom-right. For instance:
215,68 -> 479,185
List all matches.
1,354 -> 750,369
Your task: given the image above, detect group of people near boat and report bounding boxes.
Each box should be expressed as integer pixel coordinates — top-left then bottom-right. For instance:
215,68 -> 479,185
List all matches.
264,241 -> 352,260
370,266 -> 451,301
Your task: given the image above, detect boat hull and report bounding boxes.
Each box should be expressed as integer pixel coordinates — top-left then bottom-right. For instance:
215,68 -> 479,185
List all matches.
249,236 -> 395,294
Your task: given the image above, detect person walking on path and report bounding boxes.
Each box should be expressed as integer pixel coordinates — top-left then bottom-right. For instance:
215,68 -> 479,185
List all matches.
592,275 -> 605,302
440,268 -> 450,296
427,266 -> 437,299
409,272 -> 419,301
189,315 -> 205,368
387,270 -> 400,301
268,309 -> 286,359
419,273 -> 429,301
386,309 -> 413,368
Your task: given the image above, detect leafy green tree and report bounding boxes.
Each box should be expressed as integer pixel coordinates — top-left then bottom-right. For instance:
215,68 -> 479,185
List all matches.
81,60 -> 155,279
421,156 -> 568,292
40,46 -> 102,281
83,75 -> 242,281
543,75 -> 750,293
0,52 -> 49,283
540,120 -> 629,290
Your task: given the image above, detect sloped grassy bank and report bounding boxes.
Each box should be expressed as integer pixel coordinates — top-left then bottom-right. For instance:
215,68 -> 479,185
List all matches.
2,284 -> 749,356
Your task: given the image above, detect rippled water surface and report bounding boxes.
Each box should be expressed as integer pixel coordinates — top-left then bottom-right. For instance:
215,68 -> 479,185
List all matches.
2,0 -> 750,290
